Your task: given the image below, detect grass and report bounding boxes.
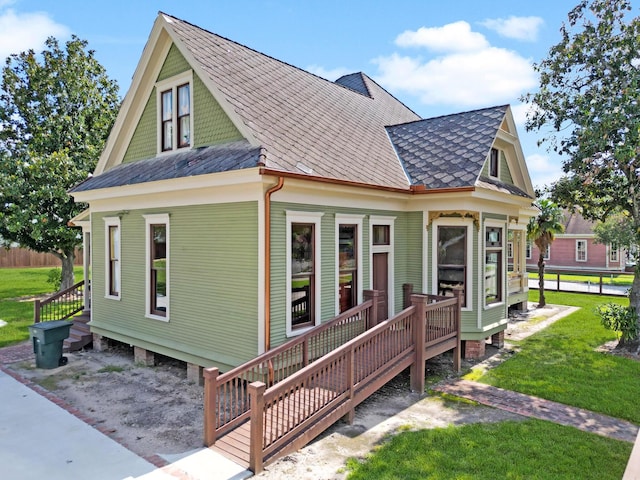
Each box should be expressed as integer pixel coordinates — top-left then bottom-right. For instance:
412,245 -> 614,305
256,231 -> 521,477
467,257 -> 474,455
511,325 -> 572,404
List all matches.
477,290 -> 640,424
346,419 -> 631,480
0,266 -> 83,348
528,271 -> 633,286
348,289 -> 639,478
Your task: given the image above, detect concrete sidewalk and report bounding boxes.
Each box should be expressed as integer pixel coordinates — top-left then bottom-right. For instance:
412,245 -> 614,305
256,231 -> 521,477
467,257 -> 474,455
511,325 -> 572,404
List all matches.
0,368 -> 156,480
0,342 -> 251,480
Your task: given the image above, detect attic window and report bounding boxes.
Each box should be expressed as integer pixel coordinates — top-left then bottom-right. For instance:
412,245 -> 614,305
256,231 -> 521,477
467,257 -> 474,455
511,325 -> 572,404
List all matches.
489,148 -> 499,178
156,71 -> 193,153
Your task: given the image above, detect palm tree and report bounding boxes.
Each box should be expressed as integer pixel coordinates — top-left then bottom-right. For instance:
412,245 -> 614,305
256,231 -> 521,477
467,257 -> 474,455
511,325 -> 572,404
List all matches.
527,199 -> 565,307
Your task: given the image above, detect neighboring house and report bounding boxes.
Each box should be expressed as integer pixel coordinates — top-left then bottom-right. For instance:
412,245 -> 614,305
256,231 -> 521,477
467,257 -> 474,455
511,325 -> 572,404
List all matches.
525,210 -> 625,272
69,12 -> 537,372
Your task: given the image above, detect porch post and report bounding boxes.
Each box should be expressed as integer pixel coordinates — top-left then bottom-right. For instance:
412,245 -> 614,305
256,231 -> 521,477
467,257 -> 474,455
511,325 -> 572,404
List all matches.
83,231 -> 91,310
452,289 -> 462,372
203,367 -> 219,446
363,290 -> 380,329
403,283 -> 414,309
409,294 -> 427,393
249,381 -> 266,474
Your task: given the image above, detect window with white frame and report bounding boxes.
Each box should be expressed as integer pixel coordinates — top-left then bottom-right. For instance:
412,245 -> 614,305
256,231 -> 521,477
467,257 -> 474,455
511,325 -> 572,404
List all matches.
144,214 -> 170,320
526,240 -> 532,259
576,239 -> 587,262
543,245 -> 551,260
104,217 -> 121,299
507,241 -> 513,259
489,148 -> 499,178
610,244 -> 619,262
287,211 -> 323,336
433,219 -> 471,308
336,214 -> 363,315
485,226 -> 504,305
156,71 -> 193,153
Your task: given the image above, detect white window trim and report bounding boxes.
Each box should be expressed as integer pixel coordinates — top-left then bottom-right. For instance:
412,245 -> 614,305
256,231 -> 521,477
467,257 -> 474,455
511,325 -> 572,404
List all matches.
484,221 -> 505,310
335,214 -> 364,316
286,211 -> 324,337
432,217 -> 473,312
489,148 -> 500,179
507,241 -> 513,259
103,217 -> 121,300
576,239 -> 587,262
144,213 -> 170,322
369,216 -> 396,318
543,245 -> 551,261
526,240 -> 532,260
156,70 -> 194,155
610,244 -> 619,262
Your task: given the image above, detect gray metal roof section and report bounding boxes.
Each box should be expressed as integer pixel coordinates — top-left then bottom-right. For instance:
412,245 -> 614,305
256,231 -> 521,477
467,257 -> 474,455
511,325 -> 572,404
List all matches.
165,15 -> 420,189
71,141 -> 260,192
386,105 -> 508,189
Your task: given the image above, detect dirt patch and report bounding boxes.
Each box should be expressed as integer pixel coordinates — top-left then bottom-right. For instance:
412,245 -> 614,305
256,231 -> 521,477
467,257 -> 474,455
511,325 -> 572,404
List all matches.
4,302 -> 577,478
7,344 -> 204,460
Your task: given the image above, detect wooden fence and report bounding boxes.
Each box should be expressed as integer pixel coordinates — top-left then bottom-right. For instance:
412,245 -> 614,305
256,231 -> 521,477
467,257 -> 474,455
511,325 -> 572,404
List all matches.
0,247 -> 83,268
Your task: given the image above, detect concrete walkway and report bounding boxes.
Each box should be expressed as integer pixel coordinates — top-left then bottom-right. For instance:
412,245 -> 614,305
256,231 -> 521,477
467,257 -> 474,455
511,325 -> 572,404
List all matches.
0,343 -> 250,480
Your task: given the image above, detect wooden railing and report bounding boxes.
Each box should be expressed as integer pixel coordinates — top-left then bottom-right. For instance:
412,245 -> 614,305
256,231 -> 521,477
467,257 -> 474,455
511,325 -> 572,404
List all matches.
203,290 -> 380,445
246,293 -> 461,472
34,280 -> 85,323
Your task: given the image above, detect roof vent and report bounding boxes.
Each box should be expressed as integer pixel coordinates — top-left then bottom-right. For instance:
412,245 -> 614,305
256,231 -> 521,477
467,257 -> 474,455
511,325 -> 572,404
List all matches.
296,162 -> 313,175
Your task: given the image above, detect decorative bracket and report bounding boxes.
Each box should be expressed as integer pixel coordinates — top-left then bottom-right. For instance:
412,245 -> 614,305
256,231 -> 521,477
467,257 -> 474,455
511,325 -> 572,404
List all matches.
427,210 -> 480,228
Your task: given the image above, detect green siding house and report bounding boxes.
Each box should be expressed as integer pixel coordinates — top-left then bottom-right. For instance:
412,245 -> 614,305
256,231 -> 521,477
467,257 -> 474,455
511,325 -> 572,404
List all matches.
70,12 -> 537,373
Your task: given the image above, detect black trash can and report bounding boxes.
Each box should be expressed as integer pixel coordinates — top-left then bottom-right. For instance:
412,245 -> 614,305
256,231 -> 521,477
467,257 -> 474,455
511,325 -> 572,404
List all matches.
28,320 -> 72,369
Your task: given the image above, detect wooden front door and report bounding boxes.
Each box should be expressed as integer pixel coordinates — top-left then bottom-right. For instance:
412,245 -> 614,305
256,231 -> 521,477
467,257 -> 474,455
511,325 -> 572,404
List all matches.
373,252 -> 388,323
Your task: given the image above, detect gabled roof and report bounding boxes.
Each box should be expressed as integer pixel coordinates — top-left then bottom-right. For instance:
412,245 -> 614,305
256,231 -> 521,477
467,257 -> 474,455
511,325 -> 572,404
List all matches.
386,106 -> 508,189
145,13 -> 419,189
73,141 -> 260,192
82,12 -> 533,198
562,209 -> 595,235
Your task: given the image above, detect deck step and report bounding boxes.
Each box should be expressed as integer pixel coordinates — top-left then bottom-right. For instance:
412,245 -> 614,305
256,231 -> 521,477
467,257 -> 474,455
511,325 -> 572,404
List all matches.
63,310 -> 92,352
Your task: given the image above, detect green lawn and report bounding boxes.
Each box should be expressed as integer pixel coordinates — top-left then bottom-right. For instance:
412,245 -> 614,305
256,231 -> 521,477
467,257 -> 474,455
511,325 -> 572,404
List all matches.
346,419 -> 631,480
0,266 -> 83,347
347,290 -> 638,478
477,290 -> 640,424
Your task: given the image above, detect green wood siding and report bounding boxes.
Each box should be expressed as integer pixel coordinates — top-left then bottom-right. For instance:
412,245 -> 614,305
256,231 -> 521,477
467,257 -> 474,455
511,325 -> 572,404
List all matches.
91,202 -> 259,370
269,202 -> 423,349
122,43 -> 243,163
499,150 -> 513,184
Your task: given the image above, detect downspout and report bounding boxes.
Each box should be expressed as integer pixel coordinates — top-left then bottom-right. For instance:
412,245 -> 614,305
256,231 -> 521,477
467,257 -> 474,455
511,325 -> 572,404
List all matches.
264,176 -> 284,352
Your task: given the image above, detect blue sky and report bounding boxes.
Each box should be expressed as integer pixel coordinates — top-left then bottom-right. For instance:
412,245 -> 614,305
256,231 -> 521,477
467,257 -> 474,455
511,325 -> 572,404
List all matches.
0,0 -> 593,190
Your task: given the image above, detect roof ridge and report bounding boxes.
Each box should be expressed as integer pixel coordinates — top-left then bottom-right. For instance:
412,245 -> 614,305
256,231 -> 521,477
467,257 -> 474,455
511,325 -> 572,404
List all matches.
161,12 -> 390,103
389,104 -> 509,129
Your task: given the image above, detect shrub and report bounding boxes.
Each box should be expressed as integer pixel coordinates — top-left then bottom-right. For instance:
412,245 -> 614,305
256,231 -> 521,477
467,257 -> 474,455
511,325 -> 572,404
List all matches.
596,303 -> 639,345
46,268 -> 62,291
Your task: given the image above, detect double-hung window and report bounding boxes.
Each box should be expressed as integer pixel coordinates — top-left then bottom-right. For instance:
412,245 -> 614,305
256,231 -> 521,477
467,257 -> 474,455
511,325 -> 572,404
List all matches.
610,244 -> 619,262
144,214 -> 170,320
104,217 -> 121,299
336,215 -> 363,314
434,219 -> 471,308
576,239 -> 587,262
286,211 -> 323,336
157,71 -> 193,153
485,226 -> 504,306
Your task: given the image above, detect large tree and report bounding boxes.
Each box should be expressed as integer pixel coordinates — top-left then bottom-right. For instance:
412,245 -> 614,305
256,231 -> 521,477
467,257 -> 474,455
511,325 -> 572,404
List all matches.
0,36 -> 119,290
527,199 -> 565,308
523,0 -> 640,346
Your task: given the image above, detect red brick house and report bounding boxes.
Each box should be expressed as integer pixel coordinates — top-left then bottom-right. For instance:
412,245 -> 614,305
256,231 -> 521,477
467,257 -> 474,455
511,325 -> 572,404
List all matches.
524,210 -> 625,272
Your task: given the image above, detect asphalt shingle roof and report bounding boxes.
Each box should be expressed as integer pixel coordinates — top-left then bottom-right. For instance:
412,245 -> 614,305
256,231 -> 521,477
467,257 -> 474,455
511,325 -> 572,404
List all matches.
164,14 -> 420,189
386,105 -> 508,189
72,141 -> 260,192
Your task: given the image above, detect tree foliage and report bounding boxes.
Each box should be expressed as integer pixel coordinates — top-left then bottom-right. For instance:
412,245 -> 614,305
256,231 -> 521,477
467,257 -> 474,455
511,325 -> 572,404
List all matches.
523,0 -> 640,344
527,199 -> 565,307
0,36 -> 119,289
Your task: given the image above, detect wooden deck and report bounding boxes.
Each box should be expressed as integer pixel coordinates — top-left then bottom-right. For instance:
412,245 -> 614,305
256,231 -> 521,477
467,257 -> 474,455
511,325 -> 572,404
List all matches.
204,291 -> 461,473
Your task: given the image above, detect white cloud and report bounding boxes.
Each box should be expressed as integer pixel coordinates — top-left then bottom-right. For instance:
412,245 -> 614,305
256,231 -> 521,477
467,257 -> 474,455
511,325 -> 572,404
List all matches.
306,65 -> 353,81
395,21 -> 489,53
374,48 -> 535,107
510,103 -> 533,129
0,8 -> 69,60
481,16 -> 544,42
373,21 -> 536,109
